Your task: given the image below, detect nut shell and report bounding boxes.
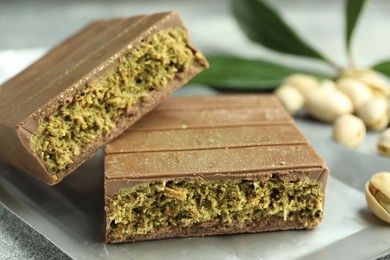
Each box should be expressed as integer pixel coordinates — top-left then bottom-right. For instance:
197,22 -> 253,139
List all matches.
336,78 -> 373,112
283,74 -> 319,97
305,86 -> 353,123
357,98 -> 389,131
341,69 -> 390,97
274,85 -> 305,115
365,172 -> 390,224
332,114 -> 365,149
377,128 -> 390,156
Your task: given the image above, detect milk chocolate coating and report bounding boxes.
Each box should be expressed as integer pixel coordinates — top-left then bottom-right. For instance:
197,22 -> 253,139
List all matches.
104,94 -> 329,242
0,12 -> 208,185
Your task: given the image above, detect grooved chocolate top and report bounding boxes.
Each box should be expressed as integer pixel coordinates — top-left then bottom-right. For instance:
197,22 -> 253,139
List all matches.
0,12 -> 208,185
1,14 -> 175,125
105,95 -> 328,196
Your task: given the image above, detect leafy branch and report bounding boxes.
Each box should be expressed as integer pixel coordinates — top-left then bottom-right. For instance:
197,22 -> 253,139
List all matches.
345,0 -> 366,67
191,0 -> 390,90
192,56 -> 329,90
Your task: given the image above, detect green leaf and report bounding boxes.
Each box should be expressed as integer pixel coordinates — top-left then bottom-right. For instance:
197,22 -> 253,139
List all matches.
190,56 -> 330,90
231,0 -> 329,62
372,60 -> 390,78
345,0 -> 366,54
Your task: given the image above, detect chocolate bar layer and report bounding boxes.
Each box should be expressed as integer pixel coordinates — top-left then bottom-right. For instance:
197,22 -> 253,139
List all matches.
0,12 -> 208,185
104,94 -> 329,243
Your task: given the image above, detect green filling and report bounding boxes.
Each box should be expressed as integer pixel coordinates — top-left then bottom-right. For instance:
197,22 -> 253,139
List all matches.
107,178 -> 324,240
30,28 -> 199,177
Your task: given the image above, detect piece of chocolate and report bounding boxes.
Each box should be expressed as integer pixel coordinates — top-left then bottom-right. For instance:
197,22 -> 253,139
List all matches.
104,94 -> 329,243
0,12 -> 208,185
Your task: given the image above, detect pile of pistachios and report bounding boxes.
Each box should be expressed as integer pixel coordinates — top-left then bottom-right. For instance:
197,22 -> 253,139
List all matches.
276,70 -> 390,224
275,69 -> 390,153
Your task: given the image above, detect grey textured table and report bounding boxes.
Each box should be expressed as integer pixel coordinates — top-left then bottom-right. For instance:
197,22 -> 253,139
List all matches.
1,0 -> 390,259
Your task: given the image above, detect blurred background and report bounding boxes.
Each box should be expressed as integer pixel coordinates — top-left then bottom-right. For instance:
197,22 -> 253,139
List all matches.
1,0 -> 390,72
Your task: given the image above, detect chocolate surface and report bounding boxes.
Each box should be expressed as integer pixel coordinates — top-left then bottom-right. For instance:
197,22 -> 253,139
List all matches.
104,94 -> 329,243
0,12 -> 208,185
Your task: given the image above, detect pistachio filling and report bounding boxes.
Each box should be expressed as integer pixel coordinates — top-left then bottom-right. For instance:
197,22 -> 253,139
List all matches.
30,28 -> 199,176
107,178 -> 324,240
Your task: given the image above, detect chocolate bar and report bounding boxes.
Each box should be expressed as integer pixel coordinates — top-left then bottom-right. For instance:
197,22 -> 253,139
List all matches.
0,12 -> 208,185
104,94 -> 329,243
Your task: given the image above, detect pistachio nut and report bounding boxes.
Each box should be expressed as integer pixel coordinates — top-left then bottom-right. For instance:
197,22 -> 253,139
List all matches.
274,85 -> 305,115
305,83 -> 353,122
377,128 -> 390,156
336,78 -> 373,112
341,69 -> 390,97
332,114 -> 365,149
283,74 -> 319,97
365,171 -> 390,224
357,97 -> 390,131
319,79 -> 337,90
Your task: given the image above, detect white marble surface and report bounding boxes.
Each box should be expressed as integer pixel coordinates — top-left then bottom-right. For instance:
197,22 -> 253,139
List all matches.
1,0 -> 390,259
